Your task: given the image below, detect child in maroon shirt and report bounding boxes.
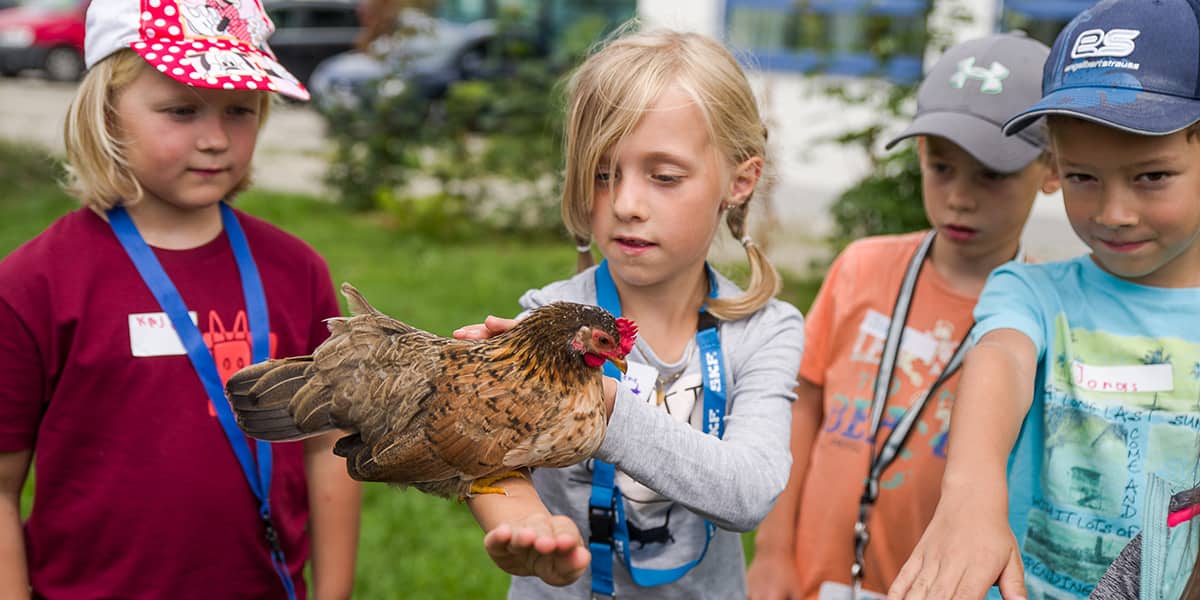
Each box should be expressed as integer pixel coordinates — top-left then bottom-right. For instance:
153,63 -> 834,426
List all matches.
0,0 -> 360,597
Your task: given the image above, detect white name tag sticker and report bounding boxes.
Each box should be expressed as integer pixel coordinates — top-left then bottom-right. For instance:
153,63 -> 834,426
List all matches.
818,582 -> 886,600
859,309 -> 938,363
129,311 -> 198,357
621,360 -> 659,404
1072,360 -> 1174,393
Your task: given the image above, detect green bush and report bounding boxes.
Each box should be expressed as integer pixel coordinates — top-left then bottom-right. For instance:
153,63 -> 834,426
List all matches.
322,16 -> 610,240
826,144 -> 927,252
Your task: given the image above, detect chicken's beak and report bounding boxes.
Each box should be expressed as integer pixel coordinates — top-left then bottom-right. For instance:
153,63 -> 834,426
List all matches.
608,356 -> 628,374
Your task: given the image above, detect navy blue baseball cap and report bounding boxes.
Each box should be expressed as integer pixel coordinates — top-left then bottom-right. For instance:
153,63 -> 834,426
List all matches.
1004,0 -> 1200,136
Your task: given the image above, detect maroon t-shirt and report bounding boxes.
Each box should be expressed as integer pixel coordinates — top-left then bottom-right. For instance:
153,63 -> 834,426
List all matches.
0,208 -> 340,599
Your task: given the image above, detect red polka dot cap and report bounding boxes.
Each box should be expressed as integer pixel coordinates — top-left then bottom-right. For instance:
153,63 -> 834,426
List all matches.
84,0 -> 309,101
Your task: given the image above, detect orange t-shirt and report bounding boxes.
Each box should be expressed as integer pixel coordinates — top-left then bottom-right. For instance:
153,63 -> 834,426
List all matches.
794,232 -> 978,599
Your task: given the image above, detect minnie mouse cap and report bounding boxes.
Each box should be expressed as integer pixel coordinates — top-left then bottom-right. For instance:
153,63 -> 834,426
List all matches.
84,0 -> 309,101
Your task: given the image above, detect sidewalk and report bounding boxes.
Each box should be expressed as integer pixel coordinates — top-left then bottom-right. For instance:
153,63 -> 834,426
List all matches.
0,77 -> 331,197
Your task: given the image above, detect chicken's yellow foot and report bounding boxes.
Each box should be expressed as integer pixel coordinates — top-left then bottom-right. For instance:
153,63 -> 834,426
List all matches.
469,470 -> 528,496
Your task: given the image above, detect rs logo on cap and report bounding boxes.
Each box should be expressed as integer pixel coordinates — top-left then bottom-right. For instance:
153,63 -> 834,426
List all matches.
1071,29 -> 1140,58
949,57 -> 1009,94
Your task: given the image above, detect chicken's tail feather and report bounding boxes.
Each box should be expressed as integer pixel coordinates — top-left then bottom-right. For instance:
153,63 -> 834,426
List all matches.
226,357 -> 335,441
341,282 -> 382,316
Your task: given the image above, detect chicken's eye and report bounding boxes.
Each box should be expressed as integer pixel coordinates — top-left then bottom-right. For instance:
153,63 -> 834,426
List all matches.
597,335 -> 613,347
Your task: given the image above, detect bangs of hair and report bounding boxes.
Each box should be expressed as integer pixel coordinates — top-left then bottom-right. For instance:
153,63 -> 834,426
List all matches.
62,49 -> 273,211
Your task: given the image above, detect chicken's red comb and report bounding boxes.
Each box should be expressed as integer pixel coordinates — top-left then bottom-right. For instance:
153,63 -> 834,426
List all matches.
616,318 -> 638,355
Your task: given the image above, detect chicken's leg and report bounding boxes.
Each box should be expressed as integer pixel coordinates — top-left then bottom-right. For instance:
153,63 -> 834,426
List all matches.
468,470 -> 529,496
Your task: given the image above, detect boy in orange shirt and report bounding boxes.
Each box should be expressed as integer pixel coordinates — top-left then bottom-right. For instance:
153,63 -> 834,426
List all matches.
747,32 -> 1059,600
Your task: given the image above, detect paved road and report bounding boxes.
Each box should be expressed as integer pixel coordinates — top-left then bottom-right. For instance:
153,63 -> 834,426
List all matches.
0,76 -> 331,196
0,76 -> 1086,270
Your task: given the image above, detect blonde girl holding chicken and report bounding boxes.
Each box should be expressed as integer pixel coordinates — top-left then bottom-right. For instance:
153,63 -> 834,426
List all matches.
458,27 -> 805,599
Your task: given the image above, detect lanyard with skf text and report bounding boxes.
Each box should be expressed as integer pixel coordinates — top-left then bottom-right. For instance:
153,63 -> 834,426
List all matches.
849,231 -> 1023,599
589,259 -> 726,598
108,203 -> 296,600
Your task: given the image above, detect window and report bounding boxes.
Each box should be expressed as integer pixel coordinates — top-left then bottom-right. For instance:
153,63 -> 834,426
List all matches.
1000,1 -> 1095,47
725,0 -> 929,82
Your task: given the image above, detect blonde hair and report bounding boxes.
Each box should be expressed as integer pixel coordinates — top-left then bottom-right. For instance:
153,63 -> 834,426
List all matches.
562,28 -> 780,321
63,49 -> 271,211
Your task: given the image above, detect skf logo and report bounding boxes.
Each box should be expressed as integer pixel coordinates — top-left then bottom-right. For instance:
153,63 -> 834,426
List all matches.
1071,28 -> 1140,58
949,57 -> 1008,94
704,351 -> 721,393
707,408 -> 721,437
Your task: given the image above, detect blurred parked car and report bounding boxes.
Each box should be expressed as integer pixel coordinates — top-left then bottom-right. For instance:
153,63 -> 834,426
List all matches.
0,0 -> 87,81
308,12 -> 544,114
264,0 -> 360,86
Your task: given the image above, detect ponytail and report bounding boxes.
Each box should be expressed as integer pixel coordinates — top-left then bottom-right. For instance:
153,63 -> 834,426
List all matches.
705,202 -> 780,321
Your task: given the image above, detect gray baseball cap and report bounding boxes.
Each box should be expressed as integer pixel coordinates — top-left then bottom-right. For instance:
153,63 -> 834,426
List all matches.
885,32 -> 1050,173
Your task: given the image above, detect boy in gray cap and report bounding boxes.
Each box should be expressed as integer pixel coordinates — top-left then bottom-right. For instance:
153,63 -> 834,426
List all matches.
747,32 -> 1058,600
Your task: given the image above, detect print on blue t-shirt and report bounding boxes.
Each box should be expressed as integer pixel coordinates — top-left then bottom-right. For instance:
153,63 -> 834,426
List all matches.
974,257 -> 1200,600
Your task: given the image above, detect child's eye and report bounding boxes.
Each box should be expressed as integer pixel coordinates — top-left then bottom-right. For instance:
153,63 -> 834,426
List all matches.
981,170 -> 1014,182
1136,171 -> 1173,184
594,171 -> 613,184
163,106 -> 197,118
928,162 -> 951,175
1063,173 -> 1096,184
651,173 -> 681,184
227,105 -> 257,117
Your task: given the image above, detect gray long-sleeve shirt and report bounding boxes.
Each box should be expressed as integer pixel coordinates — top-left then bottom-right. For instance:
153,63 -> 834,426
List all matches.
507,267 -> 805,599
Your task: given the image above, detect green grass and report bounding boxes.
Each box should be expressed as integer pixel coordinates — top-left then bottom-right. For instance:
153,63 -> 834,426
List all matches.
0,140 -> 820,598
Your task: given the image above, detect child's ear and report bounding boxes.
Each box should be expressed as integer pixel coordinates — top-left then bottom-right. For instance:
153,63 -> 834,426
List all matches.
727,156 -> 764,207
1040,156 -> 1062,195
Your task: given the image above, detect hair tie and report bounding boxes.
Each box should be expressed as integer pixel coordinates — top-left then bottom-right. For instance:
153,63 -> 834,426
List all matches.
576,244 -> 591,253
740,235 -> 754,248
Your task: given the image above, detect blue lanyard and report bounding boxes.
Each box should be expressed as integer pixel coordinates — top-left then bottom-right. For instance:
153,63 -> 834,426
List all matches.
108,203 -> 296,600
588,259 -> 727,596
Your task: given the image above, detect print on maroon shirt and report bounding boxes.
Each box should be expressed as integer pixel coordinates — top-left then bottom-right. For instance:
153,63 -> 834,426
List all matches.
203,309 -> 278,414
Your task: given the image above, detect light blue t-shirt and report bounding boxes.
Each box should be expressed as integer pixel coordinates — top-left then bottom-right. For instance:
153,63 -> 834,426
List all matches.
974,256 -> 1200,600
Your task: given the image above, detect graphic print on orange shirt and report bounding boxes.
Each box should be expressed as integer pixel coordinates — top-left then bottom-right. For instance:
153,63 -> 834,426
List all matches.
823,309 -> 964,485
202,309 -> 278,416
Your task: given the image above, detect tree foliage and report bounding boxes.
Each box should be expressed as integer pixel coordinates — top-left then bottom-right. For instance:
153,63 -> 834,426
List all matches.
321,14 -> 608,240
819,1 -> 972,253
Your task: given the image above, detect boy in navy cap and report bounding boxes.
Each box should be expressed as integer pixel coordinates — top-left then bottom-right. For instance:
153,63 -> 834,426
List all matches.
889,1 -> 1200,599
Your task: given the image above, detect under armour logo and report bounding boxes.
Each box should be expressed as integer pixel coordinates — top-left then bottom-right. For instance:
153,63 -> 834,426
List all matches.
949,57 -> 1009,94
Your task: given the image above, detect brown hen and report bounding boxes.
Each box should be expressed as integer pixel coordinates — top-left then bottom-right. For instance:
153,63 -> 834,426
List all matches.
226,283 -> 636,498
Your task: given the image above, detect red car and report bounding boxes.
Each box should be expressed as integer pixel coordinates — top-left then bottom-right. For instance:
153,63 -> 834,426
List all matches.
0,0 -> 87,81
